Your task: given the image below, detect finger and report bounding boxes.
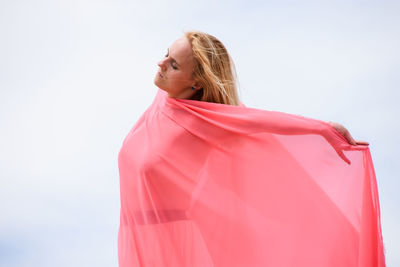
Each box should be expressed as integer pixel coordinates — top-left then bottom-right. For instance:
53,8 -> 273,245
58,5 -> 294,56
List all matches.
355,140 -> 369,146
335,147 -> 351,165
344,131 -> 357,145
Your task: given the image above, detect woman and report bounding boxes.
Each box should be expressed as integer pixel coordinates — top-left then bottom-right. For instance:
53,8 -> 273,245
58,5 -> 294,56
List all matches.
118,31 -> 385,266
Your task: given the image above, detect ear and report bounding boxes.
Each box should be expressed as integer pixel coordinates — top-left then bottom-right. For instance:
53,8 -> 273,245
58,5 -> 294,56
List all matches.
192,81 -> 202,90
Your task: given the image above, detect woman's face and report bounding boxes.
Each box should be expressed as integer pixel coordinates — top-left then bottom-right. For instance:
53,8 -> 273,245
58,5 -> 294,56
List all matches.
154,36 -> 201,99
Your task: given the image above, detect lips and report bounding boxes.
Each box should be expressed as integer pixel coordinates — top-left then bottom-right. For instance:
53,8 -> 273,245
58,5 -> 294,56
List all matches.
158,71 -> 164,78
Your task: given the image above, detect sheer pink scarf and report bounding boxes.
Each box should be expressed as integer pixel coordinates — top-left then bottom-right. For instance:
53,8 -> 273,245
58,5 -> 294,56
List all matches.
117,88 -> 386,266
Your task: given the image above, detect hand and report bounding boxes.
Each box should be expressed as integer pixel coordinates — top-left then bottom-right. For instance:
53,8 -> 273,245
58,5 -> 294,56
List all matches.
326,121 -> 369,146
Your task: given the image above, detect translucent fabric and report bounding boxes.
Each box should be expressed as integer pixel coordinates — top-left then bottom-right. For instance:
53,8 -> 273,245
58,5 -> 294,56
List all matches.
117,88 -> 386,267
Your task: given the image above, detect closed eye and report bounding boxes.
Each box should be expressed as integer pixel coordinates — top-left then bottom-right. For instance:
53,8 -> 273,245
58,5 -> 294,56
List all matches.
164,53 -> 178,70
165,48 -> 179,70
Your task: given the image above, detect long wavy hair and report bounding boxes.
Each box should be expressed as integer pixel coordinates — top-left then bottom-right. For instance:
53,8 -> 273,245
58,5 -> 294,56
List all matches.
184,30 -> 241,106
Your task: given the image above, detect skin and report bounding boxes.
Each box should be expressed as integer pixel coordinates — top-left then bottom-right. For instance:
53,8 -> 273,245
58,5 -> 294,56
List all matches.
154,35 -> 202,100
326,121 -> 369,146
153,36 -> 369,147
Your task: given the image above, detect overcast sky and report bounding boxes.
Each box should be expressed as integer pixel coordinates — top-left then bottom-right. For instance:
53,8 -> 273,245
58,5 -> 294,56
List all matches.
1,0 -> 399,266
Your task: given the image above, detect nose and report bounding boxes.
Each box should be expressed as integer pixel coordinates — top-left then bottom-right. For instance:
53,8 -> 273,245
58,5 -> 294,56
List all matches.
157,58 -> 167,71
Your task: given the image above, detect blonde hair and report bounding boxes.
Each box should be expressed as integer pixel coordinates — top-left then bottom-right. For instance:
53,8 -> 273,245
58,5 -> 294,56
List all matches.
184,30 -> 241,106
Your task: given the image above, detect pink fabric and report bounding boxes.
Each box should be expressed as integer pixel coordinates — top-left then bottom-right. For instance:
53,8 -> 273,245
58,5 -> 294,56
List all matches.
117,87 -> 386,267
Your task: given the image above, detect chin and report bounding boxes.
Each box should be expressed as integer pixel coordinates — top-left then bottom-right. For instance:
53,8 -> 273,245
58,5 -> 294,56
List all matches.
153,78 -> 161,88
153,80 -> 166,92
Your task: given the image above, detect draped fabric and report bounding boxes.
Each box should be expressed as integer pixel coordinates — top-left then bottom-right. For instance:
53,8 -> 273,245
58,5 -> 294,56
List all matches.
117,87 -> 386,267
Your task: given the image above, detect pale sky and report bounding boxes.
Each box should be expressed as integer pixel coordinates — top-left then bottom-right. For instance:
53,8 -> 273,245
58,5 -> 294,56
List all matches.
1,0 -> 399,266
